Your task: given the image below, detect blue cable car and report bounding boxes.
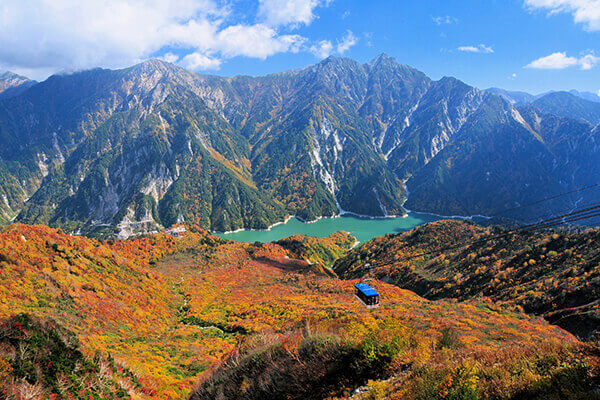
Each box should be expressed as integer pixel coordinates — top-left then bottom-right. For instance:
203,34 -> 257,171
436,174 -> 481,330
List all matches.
354,283 -> 380,307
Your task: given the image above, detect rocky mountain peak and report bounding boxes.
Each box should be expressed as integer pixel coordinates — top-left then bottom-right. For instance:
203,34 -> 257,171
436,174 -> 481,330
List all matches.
131,58 -> 176,73
0,71 -> 35,97
437,76 -> 476,91
367,52 -> 395,67
312,55 -> 364,75
124,58 -> 192,82
0,71 -> 30,82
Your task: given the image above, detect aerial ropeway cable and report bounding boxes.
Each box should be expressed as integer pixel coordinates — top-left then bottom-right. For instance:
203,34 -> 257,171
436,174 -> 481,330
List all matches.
368,195 -> 600,266
489,183 -> 600,217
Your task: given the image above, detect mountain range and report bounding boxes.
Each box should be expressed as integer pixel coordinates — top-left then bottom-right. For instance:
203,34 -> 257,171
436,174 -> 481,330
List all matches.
1,55 -> 599,237
487,87 -> 600,105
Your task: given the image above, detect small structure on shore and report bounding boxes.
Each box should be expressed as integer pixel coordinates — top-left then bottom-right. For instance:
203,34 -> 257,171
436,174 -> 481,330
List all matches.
165,226 -> 186,238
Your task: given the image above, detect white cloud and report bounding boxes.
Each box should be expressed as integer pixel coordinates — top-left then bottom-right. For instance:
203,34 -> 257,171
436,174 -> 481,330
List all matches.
160,53 -> 180,64
525,51 -> 600,69
524,0 -> 600,31
0,0 -> 329,79
336,31 -> 357,54
181,52 -> 222,70
310,40 -> 334,58
458,44 -> 494,54
432,16 -> 457,25
579,53 -> 600,69
258,0 -> 329,27
309,30 -> 357,59
217,24 -> 305,58
0,0 -> 219,75
525,52 -> 578,69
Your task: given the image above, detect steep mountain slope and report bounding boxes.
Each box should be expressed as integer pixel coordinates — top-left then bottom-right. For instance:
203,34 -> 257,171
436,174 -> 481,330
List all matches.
532,91 -> 600,125
568,89 -> 600,103
1,56 -> 599,236
405,94 -> 600,220
334,220 -> 600,340
360,54 -> 432,156
0,62 -> 287,235
239,56 -> 408,219
2,223 -> 596,399
386,77 -> 486,179
485,87 -> 536,105
0,314 -> 140,399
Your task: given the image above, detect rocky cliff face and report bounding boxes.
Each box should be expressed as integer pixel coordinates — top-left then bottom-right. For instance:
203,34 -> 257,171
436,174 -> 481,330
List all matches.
0,56 -> 598,236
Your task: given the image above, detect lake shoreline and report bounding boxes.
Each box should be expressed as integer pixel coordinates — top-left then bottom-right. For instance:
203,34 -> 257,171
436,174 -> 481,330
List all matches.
215,211 -> 444,244
213,211 -> 410,235
214,181 -> 492,243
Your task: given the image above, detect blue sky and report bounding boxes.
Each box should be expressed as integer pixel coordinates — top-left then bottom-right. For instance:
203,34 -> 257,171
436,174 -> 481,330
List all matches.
0,0 -> 598,94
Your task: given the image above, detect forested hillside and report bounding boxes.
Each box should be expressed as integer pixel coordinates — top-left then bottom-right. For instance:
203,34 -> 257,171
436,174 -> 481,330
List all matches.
334,220 -> 600,340
1,223 -> 598,399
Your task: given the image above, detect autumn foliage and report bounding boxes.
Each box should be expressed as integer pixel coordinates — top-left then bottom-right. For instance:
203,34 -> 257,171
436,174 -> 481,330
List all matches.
0,222 -> 598,399
334,220 -> 600,340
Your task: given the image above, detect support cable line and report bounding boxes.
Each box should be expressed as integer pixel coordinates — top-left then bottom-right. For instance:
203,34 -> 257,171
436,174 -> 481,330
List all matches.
527,200 -> 600,226
369,201 -> 600,266
523,210 -> 600,232
518,204 -> 600,231
490,183 -> 600,217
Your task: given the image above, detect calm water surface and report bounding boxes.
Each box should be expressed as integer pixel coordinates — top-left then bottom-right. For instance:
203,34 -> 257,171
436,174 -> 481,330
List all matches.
215,212 -> 443,243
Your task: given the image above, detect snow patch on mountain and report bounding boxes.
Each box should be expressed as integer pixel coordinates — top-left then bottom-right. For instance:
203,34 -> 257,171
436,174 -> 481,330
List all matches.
511,108 -> 542,140
534,112 -> 542,128
159,113 -> 168,132
511,108 -> 528,128
380,100 -> 422,159
454,89 -> 484,129
308,115 -> 352,214
193,123 -> 212,149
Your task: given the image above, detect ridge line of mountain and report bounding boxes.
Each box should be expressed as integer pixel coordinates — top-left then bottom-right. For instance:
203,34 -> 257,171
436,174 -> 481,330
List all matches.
0,54 -> 598,237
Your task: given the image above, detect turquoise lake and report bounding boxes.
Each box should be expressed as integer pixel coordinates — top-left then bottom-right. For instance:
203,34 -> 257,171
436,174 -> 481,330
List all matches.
215,212 -> 444,243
